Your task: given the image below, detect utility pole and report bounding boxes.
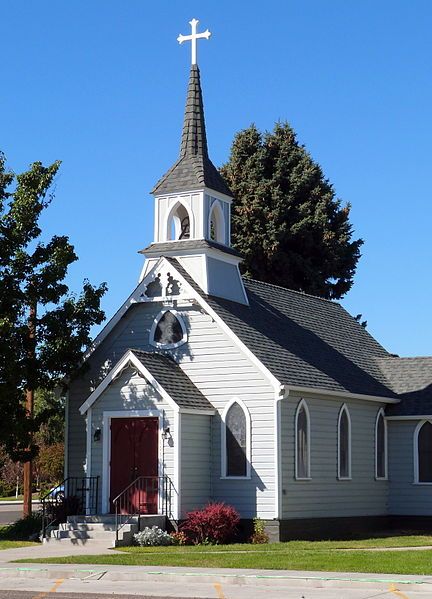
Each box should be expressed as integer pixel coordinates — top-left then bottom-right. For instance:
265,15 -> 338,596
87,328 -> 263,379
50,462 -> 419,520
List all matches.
23,302 -> 36,518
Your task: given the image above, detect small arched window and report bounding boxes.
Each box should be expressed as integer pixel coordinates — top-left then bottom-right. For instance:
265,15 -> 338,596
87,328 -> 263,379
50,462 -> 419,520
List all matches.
150,310 -> 187,349
208,201 -> 225,244
375,409 -> 387,479
295,399 -> 310,479
167,203 -> 191,240
338,405 -> 351,480
222,399 -> 250,478
415,421 -> 432,483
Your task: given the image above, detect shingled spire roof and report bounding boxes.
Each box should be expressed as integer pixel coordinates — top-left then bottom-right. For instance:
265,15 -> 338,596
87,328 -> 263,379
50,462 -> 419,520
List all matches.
152,65 -> 232,196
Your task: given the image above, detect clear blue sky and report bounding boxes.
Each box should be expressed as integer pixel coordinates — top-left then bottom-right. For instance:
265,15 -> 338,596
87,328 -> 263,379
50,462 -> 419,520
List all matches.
2,1 -> 431,357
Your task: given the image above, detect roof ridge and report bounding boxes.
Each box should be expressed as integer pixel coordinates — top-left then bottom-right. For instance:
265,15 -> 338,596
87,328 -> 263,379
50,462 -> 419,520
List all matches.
380,355 -> 432,361
242,276 -> 340,306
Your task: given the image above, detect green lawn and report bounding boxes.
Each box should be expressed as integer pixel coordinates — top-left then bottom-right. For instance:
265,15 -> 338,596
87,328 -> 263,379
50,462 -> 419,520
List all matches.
14,537 -> 432,575
0,540 -> 38,550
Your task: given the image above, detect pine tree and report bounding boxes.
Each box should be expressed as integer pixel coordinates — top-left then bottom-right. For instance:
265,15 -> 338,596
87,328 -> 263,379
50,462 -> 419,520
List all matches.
220,123 -> 363,299
0,154 -> 107,512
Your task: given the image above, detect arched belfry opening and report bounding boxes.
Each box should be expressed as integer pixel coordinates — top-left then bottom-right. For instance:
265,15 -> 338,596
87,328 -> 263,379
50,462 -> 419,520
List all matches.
209,201 -> 225,244
167,202 -> 191,241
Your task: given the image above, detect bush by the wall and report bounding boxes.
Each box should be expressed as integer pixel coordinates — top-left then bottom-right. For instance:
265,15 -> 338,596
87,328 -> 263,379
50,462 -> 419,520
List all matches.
180,502 -> 240,545
249,517 -> 269,544
134,526 -> 174,546
0,514 -> 42,541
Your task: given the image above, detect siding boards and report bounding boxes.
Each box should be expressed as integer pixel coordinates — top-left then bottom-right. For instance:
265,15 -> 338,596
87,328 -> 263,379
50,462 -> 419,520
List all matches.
388,420 -> 432,515
180,413 -> 211,515
281,395 -> 388,519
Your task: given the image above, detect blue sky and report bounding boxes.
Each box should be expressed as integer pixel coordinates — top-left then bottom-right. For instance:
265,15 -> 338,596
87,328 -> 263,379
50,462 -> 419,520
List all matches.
2,1 -> 431,356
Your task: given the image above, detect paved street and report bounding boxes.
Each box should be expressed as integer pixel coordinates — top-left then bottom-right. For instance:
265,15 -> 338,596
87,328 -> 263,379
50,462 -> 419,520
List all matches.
0,503 -> 41,525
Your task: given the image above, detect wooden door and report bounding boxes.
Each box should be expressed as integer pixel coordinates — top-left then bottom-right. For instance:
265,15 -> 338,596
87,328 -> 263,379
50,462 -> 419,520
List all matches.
110,417 -> 159,514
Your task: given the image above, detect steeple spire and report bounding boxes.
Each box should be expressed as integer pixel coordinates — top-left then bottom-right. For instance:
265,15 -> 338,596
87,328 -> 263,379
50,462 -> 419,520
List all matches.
179,64 -> 209,160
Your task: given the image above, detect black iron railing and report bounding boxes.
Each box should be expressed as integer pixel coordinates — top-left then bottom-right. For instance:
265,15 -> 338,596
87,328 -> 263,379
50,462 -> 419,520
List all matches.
113,475 -> 174,543
40,476 -> 99,539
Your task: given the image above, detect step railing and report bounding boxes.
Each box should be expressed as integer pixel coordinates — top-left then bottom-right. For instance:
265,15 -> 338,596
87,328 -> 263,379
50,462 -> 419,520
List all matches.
40,476 -> 99,539
113,475 -> 174,543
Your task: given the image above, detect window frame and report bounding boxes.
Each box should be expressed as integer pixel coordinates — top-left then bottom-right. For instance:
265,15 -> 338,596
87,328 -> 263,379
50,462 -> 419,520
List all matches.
414,420 -> 432,485
294,399 -> 311,480
375,408 -> 388,480
337,404 -> 352,480
208,200 -> 226,244
149,309 -> 187,350
221,398 -> 251,480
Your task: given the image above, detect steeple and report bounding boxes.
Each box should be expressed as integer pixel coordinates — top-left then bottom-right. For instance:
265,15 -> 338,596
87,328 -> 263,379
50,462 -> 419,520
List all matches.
152,64 -> 232,197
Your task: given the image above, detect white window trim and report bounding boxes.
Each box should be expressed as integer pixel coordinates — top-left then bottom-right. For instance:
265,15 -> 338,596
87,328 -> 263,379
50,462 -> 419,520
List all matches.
413,419 -> 432,484
337,404 -> 352,480
221,397 -> 251,480
294,398 -> 311,480
375,408 -> 388,480
208,199 -> 226,244
101,409 -> 166,516
149,308 -> 188,350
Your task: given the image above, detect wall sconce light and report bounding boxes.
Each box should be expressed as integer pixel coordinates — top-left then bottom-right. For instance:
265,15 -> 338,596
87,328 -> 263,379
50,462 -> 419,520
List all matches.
93,428 -> 102,442
162,427 -> 171,440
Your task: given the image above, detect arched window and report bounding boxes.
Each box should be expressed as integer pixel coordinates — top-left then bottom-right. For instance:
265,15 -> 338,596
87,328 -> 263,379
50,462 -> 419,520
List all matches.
338,405 -> 351,479
150,310 -> 187,349
415,421 -> 432,483
295,399 -> 310,479
208,201 -> 225,244
167,203 -> 191,240
221,399 -> 250,478
375,409 -> 387,479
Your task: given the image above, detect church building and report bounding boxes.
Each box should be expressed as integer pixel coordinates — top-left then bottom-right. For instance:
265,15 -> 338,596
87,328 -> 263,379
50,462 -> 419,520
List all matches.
64,20 -> 432,542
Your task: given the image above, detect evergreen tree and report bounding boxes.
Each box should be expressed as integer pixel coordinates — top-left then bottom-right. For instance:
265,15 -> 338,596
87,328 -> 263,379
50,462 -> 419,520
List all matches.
0,153 -> 107,464
220,123 -> 363,299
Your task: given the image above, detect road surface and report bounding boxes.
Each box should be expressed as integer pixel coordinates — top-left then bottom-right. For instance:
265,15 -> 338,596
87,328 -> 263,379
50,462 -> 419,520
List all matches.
0,503 -> 41,525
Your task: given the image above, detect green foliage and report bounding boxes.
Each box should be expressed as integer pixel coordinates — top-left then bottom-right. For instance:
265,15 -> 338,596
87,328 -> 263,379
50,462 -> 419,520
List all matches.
220,123 -> 363,299
0,513 -> 42,541
0,153 -> 107,461
249,517 -> 269,544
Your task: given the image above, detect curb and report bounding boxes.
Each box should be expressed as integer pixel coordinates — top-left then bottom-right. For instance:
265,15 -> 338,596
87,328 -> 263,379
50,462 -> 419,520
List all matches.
1,566 -> 432,590
0,501 -> 41,506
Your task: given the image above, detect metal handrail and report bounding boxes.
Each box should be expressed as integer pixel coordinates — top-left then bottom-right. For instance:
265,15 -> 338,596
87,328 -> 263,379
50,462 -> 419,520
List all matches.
40,476 -> 99,539
113,475 -> 173,543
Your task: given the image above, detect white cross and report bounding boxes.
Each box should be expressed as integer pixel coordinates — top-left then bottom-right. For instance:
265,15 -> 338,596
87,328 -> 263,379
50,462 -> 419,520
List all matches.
177,18 -> 211,66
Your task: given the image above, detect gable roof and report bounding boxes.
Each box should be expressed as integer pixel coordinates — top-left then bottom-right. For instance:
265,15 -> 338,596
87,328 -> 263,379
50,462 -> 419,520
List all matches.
140,239 -> 241,258
168,258 -> 397,399
152,65 -> 232,197
380,357 -> 432,416
80,348 -> 214,414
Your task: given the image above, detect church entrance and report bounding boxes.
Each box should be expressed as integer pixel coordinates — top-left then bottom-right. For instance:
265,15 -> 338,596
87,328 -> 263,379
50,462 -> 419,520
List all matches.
109,417 -> 159,514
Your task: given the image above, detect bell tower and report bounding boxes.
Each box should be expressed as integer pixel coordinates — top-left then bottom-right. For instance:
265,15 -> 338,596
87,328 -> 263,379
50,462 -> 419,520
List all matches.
140,19 -> 248,305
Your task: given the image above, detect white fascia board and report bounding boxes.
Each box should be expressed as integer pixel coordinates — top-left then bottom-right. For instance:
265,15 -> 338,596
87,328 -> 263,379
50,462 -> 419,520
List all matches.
179,408 -> 216,415
203,187 -> 233,204
283,385 -> 400,404
386,414 -> 432,420
79,350 -> 180,415
153,188 -> 205,199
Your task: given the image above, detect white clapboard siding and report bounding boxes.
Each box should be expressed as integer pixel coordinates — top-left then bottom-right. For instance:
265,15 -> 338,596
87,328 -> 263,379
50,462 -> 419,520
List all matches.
67,301 -> 277,519
388,420 -> 432,515
180,413 -> 212,516
281,395 -> 388,518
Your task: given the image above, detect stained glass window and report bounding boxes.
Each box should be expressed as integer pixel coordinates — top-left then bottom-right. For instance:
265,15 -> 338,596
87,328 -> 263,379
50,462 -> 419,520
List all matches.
376,411 -> 386,479
154,311 -> 183,346
226,402 -> 247,477
296,402 -> 310,478
338,407 -> 351,479
418,422 -> 432,482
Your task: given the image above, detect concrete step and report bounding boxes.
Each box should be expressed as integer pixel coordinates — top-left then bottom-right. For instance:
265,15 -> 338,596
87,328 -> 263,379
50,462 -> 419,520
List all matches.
59,522 -> 123,532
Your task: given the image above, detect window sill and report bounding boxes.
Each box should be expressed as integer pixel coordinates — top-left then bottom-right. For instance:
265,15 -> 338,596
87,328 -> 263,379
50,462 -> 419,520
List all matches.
412,481 -> 432,486
295,477 -> 312,481
375,476 -> 388,481
337,477 -> 352,481
220,476 -> 251,480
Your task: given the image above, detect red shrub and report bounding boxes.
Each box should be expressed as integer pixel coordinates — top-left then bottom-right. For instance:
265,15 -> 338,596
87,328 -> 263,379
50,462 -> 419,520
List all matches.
180,502 -> 240,545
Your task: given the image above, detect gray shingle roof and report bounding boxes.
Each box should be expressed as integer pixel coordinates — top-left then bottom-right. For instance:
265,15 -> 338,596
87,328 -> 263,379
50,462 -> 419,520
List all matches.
380,357 -> 432,415
131,349 -> 213,411
152,65 -> 232,197
139,239 -> 241,258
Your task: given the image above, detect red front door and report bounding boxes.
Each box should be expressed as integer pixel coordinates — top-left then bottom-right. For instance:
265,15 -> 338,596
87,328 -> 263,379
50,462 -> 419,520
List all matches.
110,417 -> 159,514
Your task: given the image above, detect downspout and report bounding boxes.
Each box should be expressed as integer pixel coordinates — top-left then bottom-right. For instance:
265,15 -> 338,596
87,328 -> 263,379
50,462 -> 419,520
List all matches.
274,385 -> 287,521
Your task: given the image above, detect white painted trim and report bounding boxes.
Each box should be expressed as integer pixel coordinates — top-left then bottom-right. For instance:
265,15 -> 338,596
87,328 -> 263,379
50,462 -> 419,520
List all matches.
386,415 -> 432,420
294,399 -> 311,480
337,404 -> 352,480
413,419 -> 432,484
164,197 -> 195,242
179,408 -> 215,415
274,394 -> 283,519
101,409 -> 164,514
203,187 -> 233,205
208,200 -> 226,244
85,408 -> 92,513
220,397 -> 251,479
375,408 -> 388,480
284,385 -> 399,405
63,391 -> 69,479
174,410 -> 181,519
79,350 -> 180,415
149,308 -> 188,350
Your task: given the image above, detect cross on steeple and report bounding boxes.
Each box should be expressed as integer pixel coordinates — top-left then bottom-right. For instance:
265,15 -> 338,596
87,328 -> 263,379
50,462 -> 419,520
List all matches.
177,18 -> 211,66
